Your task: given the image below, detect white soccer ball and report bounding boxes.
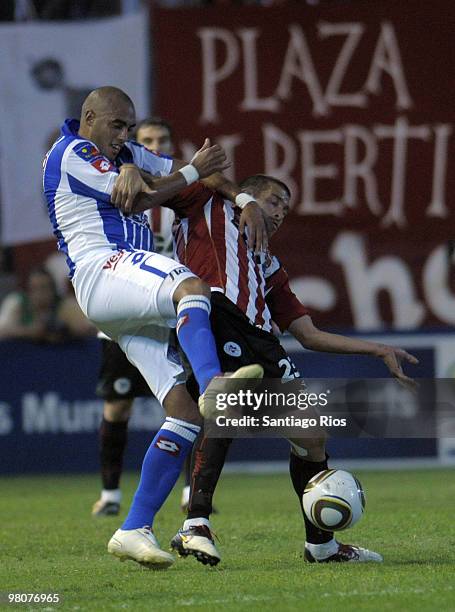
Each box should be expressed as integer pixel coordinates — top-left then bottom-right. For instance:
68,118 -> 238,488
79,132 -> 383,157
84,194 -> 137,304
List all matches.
302,469 -> 365,531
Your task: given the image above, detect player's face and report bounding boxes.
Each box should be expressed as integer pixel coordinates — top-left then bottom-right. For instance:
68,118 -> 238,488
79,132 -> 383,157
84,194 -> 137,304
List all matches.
257,183 -> 290,236
88,102 -> 136,161
136,125 -> 174,155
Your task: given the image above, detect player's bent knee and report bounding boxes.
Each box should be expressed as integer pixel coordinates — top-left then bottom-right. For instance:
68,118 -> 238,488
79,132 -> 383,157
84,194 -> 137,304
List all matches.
104,399 -> 133,422
163,384 -> 202,426
173,277 -> 211,303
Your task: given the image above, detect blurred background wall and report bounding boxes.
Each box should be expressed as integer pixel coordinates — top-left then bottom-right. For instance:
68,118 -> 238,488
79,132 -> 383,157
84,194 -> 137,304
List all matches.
0,0 -> 454,473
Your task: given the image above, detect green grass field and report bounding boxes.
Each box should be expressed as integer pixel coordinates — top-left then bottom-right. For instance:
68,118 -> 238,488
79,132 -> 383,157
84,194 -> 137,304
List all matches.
1,469 -> 455,611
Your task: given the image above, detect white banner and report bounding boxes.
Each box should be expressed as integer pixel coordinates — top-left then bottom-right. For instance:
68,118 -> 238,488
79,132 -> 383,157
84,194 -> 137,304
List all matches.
0,11 -> 149,245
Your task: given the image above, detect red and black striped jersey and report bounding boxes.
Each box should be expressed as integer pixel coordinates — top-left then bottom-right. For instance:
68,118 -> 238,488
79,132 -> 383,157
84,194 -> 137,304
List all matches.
167,183 -> 307,332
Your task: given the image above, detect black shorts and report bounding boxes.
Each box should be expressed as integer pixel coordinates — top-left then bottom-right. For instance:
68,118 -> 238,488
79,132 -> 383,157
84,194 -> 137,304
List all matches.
96,339 -> 152,401
187,292 -> 299,399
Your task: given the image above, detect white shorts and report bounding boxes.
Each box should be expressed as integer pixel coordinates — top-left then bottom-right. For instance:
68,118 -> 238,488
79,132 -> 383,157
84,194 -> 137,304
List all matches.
72,249 -> 196,403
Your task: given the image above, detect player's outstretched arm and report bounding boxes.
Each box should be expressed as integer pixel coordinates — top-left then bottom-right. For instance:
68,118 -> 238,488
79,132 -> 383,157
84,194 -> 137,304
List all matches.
115,138 -> 268,252
288,315 -> 419,391
111,139 -> 230,214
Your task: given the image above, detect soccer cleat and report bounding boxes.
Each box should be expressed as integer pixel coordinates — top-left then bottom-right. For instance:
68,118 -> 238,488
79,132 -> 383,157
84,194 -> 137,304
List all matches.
108,527 -> 175,569
170,525 -> 221,566
92,499 -> 120,517
199,364 -> 264,420
304,542 -> 383,563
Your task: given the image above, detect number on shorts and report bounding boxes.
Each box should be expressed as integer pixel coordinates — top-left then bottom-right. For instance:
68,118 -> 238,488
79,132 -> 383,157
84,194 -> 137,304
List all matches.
278,357 -> 300,380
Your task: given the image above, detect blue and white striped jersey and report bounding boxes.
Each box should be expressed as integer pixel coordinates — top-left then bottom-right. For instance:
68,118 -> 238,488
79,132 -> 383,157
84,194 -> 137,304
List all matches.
42,119 -> 173,278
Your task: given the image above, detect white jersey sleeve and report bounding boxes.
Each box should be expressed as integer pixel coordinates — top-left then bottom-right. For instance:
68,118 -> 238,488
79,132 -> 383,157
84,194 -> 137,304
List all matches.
65,141 -> 119,202
122,141 -> 173,177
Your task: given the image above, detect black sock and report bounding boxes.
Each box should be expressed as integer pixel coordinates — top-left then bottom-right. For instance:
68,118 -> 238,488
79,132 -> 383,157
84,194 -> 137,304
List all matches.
187,436 -> 232,520
99,418 -> 128,491
289,451 -> 334,544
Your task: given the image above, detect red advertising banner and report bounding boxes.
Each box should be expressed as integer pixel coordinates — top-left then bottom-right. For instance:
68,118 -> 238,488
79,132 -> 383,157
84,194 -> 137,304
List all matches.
153,0 -> 455,330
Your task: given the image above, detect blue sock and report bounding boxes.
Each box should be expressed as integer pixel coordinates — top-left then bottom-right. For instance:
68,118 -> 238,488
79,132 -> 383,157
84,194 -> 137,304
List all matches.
122,418 -> 200,530
176,295 -> 221,393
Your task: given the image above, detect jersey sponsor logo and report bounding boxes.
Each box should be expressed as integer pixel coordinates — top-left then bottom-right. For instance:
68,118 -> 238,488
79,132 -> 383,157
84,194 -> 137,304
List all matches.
74,142 -> 115,172
113,377 -> 132,395
75,144 -> 100,161
103,250 -> 125,271
154,436 -> 181,456
223,341 -> 242,357
91,157 -> 115,173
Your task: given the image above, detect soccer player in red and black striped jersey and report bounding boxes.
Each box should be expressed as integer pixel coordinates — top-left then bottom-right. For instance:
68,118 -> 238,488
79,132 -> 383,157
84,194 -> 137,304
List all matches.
163,175 -> 418,565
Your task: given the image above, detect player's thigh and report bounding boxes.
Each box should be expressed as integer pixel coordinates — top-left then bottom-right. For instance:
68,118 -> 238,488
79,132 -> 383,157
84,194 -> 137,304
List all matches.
96,339 -> 152,401
118,324 -> 186,406
86,250 -> 196,337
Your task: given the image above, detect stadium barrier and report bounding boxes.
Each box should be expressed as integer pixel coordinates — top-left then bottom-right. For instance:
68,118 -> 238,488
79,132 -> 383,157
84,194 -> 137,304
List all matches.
1,331 -> 454,475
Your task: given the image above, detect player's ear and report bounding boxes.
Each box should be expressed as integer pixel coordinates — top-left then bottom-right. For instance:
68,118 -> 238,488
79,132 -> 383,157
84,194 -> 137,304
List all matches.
85,109 -> 96,126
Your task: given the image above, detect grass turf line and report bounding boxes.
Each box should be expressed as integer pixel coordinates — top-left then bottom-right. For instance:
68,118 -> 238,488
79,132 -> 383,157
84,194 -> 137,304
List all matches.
1,469 -> 454,611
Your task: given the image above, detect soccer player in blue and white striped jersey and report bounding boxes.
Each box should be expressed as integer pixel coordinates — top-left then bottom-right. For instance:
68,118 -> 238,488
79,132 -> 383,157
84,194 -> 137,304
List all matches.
42,86 -> 264,568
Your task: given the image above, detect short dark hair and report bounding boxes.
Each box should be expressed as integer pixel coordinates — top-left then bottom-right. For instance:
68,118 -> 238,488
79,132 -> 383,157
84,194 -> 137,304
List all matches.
239,174 -> 291,199
136,117 -> 173,140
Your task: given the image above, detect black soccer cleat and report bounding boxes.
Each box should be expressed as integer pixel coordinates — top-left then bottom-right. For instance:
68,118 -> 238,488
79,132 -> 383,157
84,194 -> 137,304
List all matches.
304,542 -> 383,563
170,525 -> 221,566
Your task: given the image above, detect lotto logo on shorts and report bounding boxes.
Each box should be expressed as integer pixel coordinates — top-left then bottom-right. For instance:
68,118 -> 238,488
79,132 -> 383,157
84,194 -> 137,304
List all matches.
154,437 -> 181,456
169,267 -> 188,281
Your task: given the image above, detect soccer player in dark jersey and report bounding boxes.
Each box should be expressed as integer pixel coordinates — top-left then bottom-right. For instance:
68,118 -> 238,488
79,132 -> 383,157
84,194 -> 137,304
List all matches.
146,175 -> 417,565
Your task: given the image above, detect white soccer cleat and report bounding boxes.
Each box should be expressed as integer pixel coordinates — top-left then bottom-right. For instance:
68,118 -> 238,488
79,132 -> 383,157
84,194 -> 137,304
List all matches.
92,498 -> 120,517
108,527 -> 175,569
304,542 -> 383,563
170,525 -> 221,566
199,364 -> 264,420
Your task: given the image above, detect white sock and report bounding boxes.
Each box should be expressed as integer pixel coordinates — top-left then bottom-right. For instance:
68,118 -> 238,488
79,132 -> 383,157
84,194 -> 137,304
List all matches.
181,485 -> 190,504
101,489 -> 121,504
305,538 -> 338,560
183,517 -> 211,530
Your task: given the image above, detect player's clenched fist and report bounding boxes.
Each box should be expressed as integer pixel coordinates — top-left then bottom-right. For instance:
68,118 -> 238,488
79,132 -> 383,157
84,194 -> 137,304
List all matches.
190,138 -> 231,179
111,163 -> 155,213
